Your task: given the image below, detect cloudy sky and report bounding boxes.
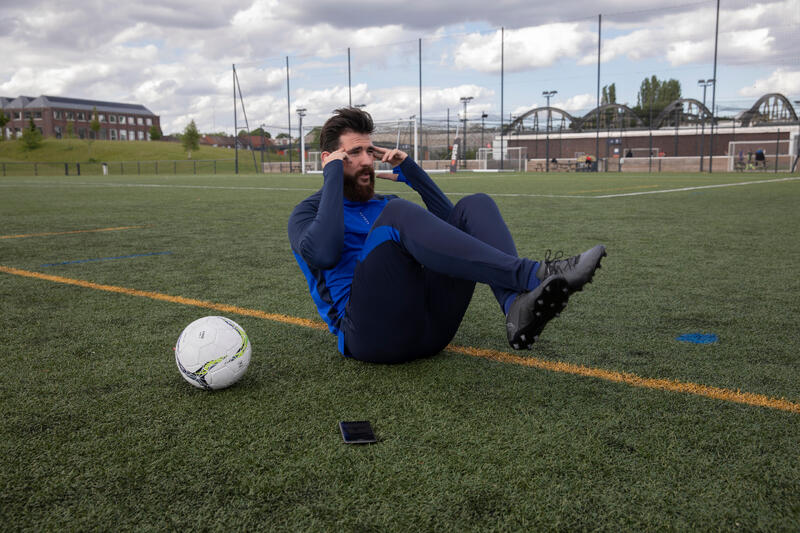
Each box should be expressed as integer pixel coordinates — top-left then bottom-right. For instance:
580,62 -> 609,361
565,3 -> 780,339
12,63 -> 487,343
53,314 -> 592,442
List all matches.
1,0 -> 798,135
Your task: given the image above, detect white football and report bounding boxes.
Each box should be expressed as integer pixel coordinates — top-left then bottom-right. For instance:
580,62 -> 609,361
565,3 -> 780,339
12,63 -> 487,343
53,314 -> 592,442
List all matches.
175,316 -> 251,390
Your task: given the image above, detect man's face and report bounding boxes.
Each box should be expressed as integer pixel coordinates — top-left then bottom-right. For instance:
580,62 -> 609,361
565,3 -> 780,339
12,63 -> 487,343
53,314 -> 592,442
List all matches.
338,130 -> 376,202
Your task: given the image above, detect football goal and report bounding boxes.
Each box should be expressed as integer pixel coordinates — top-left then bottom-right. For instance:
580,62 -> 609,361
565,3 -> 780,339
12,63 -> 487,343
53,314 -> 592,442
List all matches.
478,146 -> 527,172
727,140 -> 794,172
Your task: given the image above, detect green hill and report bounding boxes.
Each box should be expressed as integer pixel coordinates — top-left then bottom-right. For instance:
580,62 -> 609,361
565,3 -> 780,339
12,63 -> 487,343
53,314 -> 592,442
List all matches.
0,138 -> 238,163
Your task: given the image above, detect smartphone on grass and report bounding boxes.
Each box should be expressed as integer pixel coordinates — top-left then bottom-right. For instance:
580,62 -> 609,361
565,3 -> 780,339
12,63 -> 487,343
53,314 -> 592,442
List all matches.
339,421 -> 377,444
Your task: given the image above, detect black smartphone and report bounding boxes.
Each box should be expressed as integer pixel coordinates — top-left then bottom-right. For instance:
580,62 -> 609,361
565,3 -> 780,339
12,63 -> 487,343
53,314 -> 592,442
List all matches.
339,421 -> 377,444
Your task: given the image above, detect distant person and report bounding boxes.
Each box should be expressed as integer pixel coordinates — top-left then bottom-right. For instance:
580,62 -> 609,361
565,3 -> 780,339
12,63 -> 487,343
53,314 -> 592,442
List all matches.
625,148 -> 633,158
288,107 -> 606,363
755,148 -> 766,170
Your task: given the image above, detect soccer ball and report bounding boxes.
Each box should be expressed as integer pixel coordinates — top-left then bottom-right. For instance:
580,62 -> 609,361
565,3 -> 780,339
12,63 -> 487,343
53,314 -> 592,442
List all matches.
175,316 -> 251,390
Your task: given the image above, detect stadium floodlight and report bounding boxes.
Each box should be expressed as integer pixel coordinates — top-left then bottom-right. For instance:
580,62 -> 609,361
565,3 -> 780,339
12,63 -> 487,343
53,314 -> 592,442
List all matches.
296,108 -> 307,174
698,79 -> 714,172
543,90 -> 557,172
460,97 -> 473,169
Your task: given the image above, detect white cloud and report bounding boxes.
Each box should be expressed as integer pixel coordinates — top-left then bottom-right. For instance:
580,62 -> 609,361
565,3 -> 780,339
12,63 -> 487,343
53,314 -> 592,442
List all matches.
739,68 -> 800,97
453,24 -> 595,73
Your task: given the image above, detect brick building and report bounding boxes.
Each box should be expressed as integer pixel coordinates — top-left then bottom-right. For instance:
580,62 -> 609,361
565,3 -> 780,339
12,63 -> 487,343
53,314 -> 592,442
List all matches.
1,95 -> 160,141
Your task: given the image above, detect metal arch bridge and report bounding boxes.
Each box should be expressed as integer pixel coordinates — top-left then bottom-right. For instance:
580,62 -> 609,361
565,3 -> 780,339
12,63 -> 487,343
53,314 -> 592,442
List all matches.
737,93 -> 799,126
502,93 -> 799,134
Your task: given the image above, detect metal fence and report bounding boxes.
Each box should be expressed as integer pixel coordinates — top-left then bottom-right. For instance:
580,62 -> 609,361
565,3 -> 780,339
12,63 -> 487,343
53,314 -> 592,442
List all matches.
0,159 -> 255,177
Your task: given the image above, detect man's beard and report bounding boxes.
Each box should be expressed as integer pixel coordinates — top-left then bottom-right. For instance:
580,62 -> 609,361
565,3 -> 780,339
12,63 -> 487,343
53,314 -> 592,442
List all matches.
343,166 -> 375,202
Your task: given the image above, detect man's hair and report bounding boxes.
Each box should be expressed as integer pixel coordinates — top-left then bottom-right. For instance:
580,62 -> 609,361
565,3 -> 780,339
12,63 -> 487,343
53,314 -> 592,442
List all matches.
319,107 -> 374,153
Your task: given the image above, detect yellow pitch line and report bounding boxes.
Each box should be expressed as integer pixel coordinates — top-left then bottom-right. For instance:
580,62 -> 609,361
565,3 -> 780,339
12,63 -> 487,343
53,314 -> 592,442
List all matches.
2,264 -> 798,414
446,345 -> 800,414
0,225 -> 148,240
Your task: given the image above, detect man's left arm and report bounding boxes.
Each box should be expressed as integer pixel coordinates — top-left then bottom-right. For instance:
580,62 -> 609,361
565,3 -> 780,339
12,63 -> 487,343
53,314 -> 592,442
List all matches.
374,147 -> 453,220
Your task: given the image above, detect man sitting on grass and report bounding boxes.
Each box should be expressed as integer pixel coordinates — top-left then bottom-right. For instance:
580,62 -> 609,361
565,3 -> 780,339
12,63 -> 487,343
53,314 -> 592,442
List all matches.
288,107 -> 606,364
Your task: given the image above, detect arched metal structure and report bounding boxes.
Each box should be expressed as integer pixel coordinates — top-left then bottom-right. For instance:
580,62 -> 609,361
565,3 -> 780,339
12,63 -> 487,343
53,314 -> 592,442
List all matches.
738,93 -> 798,126
501,93 -> 798,136
503,107 -> 578,135
578,103 -> 644,130
652,98 -> 713,128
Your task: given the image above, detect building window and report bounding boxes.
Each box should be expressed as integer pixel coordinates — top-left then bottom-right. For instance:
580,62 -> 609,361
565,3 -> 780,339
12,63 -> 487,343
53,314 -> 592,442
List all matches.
118,115 -> 125,123
34,111 -> 42,120
137,117 -> 143,125
119,130 -> 127,140
67,112 -> 74,120
77,112 -> 86,121
110,129 -> 117,140
138,130 -> 145,140
24,111 -> 31,119
146,118 -> 152,126
109,115 -> 116,123
99,114 -> 105,122
128,130 -> 135,140
78,128 -> 87,139
13,111 -> 21,119
54,110 -> 63,120
55,126 -> 62,139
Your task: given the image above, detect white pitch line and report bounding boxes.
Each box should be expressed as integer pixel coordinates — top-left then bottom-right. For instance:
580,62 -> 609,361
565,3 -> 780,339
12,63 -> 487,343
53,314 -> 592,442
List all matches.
591,176 -> 800,198
0,176 -> 797,199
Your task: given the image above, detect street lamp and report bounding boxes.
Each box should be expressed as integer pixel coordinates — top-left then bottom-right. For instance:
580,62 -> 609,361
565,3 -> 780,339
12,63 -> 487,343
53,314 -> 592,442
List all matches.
296,107 -> 307,174
698,79 -> 714,172
460,96 -> 473,169
543,90 -> 557,172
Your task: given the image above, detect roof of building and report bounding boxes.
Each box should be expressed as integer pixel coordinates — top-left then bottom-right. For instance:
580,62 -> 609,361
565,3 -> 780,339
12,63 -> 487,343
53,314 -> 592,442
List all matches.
5,95 -> 156,116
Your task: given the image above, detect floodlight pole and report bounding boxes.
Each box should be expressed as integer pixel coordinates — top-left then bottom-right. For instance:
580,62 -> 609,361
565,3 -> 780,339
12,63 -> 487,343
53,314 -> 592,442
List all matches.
460,96 -> 473,169
297,108 -> 306,174
286,56 -> 292,173
410,115 -> 418,162
698,79 -> 714,172
233,64 -> 238,174
709,0 -> 720,173
347,48 -> 352,107
543,90 -> 557,172
481,112 -> 488,150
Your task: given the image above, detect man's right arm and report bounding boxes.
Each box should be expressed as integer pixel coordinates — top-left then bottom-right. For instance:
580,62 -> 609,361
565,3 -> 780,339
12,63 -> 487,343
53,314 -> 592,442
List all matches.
287,160 -> 345,269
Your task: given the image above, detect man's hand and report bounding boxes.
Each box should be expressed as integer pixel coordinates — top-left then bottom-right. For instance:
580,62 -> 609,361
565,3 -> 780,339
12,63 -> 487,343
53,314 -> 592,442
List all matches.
321,150 -> 347,168
373,146 -> 407,167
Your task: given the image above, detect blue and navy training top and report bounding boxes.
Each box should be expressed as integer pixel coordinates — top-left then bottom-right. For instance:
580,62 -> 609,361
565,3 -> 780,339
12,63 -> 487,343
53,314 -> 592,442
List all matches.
287,157 -> 452,355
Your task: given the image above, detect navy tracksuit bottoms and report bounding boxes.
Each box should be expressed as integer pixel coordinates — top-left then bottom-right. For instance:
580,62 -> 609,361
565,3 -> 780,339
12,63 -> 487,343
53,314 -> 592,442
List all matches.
339,193 -> 538,363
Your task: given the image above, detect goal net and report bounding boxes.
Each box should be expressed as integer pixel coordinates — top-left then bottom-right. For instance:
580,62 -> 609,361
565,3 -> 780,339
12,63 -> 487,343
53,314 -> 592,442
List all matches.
478,146 -> 527,171
372,118 -> 418,167
307,151 -> 321,172
727,140 -> 794,172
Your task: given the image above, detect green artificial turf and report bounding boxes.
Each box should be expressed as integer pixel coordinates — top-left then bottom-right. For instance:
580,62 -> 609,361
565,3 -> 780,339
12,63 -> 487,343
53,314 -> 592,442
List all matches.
1,171 -> 799,530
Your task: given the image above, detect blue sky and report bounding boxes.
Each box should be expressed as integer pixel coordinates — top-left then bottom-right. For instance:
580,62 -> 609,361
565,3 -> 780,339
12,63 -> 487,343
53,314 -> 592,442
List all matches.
1,0 -> 798,135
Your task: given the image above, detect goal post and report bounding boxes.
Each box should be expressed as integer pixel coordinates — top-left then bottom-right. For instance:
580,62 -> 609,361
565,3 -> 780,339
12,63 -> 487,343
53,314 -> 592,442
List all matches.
371,118 -> 418,162
478,146 -> 526,171
727,140 -> 793,172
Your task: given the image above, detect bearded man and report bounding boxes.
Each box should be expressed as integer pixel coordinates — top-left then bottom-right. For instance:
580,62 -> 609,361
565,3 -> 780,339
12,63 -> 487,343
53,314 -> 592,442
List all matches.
288,107 -> 605,363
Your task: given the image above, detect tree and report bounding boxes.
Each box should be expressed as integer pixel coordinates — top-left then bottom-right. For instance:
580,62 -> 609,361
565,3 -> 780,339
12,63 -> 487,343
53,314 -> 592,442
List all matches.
601,83 -> 617,105
635,76 -> 681,126
20,118 -> 43,150
182,119 -> 200,158
250,127 -> 270,138
149,124 -> 162,140
0,109 -> 8,141
601,83 -> 617,126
